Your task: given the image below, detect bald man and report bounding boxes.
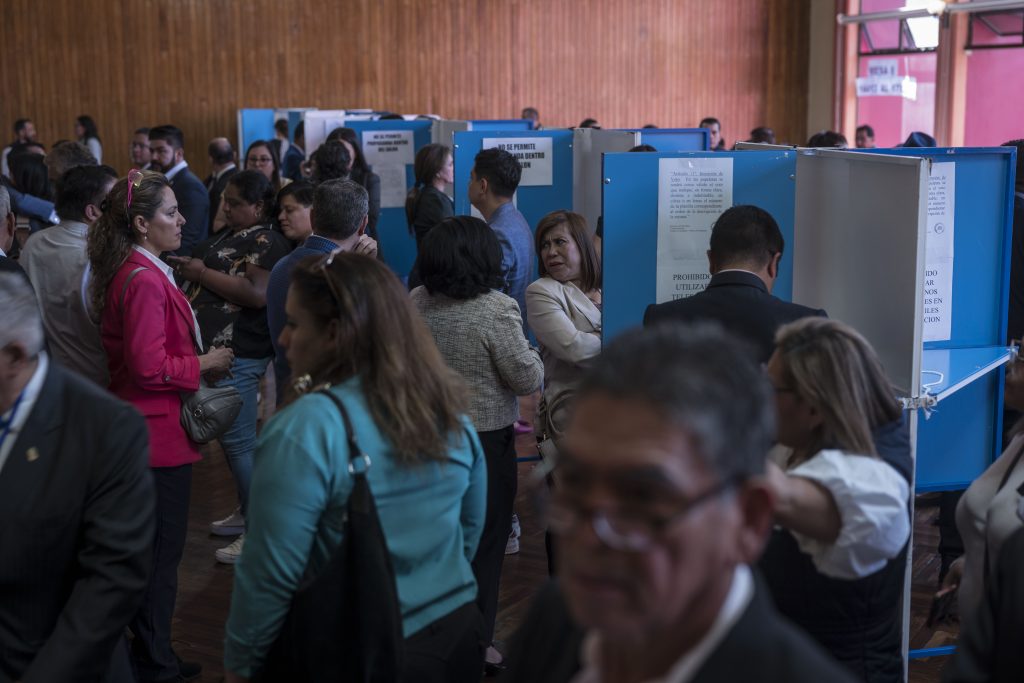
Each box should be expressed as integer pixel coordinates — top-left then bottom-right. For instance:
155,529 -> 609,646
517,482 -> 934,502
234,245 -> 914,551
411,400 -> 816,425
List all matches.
205,137 -> 237,233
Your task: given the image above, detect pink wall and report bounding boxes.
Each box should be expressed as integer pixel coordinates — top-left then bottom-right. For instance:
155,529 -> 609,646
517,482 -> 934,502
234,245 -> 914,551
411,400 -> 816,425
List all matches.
963,48 -> 1024,146
855,53 -> 937,147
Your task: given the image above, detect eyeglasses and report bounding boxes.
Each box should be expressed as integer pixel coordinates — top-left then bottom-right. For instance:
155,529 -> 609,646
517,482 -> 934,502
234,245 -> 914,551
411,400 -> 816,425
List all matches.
126,169 -> 144,212
248,156 -> 274,164
546,475 -> 741,552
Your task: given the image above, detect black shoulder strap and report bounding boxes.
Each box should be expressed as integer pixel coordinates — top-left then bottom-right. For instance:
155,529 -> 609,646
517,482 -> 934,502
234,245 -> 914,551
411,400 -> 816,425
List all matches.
317,389 -> 366,468
119,266 -> 149,312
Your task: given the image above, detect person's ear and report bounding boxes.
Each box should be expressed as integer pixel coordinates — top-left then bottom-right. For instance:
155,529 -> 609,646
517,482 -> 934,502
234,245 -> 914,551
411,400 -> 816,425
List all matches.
1,212 -> 15,252
357,214 -> 368,236
84,203 -> 102,223
732,480 -> 775,564
133,214 -> 149,239
767,252 -> 782,279
174,147 -> 185,165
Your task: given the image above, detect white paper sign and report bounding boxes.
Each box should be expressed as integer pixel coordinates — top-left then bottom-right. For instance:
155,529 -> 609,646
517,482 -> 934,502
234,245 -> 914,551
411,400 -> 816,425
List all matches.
656,157 -> 734,303
362,130 -> 415,168
923,162 -> 955,342
376,164 -> 408,209
856,76 -> 918,100
482,137 -> 553,186
867,58 -> 898,77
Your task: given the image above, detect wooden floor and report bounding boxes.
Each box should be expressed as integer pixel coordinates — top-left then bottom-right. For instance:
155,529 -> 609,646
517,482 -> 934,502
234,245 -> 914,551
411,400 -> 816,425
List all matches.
170,415 -> 959,682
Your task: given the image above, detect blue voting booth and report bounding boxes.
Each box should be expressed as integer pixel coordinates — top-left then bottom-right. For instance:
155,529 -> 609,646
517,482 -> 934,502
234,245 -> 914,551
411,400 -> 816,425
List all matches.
237,109 -> 276,158
633,128 -> 710,152
343,119 -> 434,279
468,119 -> 534,132
453,129 -> 575,233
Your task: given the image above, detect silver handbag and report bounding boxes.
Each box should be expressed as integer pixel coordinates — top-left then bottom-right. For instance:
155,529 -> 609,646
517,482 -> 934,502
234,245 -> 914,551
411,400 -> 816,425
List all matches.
180,379 -> 242,444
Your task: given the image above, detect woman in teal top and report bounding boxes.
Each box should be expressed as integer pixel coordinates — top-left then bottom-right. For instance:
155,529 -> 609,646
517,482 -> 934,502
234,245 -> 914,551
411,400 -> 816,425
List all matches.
223,252 -> 487,682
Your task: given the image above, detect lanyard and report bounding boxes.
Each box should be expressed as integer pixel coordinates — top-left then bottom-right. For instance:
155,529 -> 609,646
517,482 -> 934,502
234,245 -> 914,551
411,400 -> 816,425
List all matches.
0,390 -> 25,452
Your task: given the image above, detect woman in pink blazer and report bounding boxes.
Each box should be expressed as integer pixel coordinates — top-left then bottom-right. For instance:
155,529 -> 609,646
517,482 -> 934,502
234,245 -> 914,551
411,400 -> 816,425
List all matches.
87,170 -> 233,683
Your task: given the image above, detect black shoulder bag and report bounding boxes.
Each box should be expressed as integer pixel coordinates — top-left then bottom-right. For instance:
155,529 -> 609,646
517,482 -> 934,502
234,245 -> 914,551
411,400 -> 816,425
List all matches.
257,390 -> 405,682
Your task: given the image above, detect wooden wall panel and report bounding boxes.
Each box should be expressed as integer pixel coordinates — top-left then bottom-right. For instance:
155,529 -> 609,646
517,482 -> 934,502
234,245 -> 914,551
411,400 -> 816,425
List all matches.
0,0 -> 810,179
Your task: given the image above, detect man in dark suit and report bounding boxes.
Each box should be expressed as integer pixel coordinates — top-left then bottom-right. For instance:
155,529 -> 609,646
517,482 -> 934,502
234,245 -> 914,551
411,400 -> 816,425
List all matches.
204,137 -> 237,233
281,121 -> 305,182
501,324 -> 855,682
0,272 -> 155,683
148,124 -> 209,256
0,186 -> 28,282
644,204 -> 825,364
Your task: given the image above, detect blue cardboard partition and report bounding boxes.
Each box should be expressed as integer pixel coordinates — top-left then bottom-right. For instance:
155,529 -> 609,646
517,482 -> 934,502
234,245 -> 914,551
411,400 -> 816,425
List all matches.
238,109 -> 276,157
601,150 -> 797,341
469,119 -> 534,132
453,129 -> 575,233
343,119 -> 434,278
633,128 -> 710,152
287,110 -> 308,140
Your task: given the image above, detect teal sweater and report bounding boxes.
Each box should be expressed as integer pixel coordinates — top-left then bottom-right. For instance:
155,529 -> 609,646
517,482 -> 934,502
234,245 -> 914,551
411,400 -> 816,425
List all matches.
224,379 -> 487,677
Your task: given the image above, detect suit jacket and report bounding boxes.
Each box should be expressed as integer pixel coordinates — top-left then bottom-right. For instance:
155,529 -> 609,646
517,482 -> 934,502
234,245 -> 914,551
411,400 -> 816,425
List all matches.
169,167 -> 210,256
643,270 -> 827,364
0,361 -> 154,683
0,254 -> 28,282
101,251 -> 201,467
205,166 -> 238,234
282,144 -> 305,181
525,277 -> 601,428
500,577 -> 858,683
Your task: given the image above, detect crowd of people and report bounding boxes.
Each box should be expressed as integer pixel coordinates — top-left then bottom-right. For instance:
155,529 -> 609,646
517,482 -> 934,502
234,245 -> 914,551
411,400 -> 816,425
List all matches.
1,110 -> 1023,683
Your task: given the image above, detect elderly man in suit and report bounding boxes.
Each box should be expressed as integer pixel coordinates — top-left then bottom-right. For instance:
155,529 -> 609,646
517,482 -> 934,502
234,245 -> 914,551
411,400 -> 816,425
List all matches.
0,186 -> 27,281
644,204 -> 825,364
204,137 -> 237,234
501,324 -> 856,683
0,272 -> 155,682
148,124 -> 209,256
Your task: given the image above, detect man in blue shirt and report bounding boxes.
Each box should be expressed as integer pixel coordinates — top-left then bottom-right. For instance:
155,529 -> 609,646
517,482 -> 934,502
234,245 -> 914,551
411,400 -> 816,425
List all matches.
468,148 -> 533,331
266,179 -> 377,397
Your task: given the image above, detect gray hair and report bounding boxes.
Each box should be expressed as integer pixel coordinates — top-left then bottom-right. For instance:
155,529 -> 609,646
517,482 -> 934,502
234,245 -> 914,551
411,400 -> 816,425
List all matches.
577,322 -> 775,480
0,272 -> 44,356
0,185 -> 10,219
312,179 -> 368,241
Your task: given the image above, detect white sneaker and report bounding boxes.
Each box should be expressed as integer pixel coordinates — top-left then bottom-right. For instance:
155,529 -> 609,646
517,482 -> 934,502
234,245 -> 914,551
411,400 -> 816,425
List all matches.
210,507 -> 245,536
510,512 -> 521,539
215,534 -> 244,564
505,533 -> 520,555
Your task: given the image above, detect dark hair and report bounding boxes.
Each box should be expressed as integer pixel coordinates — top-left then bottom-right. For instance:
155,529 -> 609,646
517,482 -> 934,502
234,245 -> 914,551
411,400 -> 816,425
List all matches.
209,138 -> 235,165
9,152 -> 51,198
148,124 -> 185,150
535,210 -> 601,292
88,170 -> 171,314
578,118 -> 600,129
856,124 -> 875,139
420,216 -> 505,299
289,252 -> 468,463
708,205 -> 784,269
44,141 -> 97,182
227,169 -> 275,219
134,127 -> 150,136
14,119 -> 32,135
805,130 -> 848,148
294,121 -> 305,141
326,128 -> 371,180
55,164 -> 118,222
472,148 -> 521,199
749,127 -> 776,144
700,117 -> 721,128
629,144 -> 657,152
1003,139 -> 1024,190
76,115 -> 100,143
642,124 -> 658,129
274,119 -> 289,136
278,179 -> 315,207
900,131 -> 936,148
579,323 -> 774,481
521,107 -> 539,120
405,143 -> 451,226
310,141 -> 351,184
312,178 -> 368,240
245,140 -> 283,190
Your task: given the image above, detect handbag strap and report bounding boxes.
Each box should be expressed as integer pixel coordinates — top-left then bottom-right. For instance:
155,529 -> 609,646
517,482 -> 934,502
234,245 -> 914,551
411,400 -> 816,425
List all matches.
119,266 -> 149,312
317,389 -> 370,473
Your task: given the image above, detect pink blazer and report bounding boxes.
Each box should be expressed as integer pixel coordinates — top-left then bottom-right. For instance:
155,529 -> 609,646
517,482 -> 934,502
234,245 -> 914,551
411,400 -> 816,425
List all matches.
102,251 -> 202,468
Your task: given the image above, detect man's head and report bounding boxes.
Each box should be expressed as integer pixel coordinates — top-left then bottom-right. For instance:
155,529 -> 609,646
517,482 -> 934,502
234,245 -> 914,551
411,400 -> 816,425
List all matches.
294,121 -> 305,148
44,141 -> 96,183
311,178 -> 368,242
13,119 -> 36,143
0,272 -> 45,397
274,119 -> 289,141
131,127 -> 152,167
0,186 -> 15,254
855,125 -> 875,149
468,148 -> 521,211
1003,139 -> 1024,192
208,137 -> 235,169
310,141 -> 351,184
54,164 -> 118,225
521,107 -> 540,127
148,125 -> 186,172
707,205 -> 785,289
749,127 -> 776,145
700,117 -> 722,149
555,323 -> 775,639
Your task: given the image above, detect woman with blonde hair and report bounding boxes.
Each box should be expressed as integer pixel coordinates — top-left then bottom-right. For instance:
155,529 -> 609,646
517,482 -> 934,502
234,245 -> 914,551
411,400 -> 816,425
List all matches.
760,316 -> 911,683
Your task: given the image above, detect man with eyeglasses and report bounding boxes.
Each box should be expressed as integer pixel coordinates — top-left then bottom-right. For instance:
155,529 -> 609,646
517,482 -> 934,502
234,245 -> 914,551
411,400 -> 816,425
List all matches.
502,324 -> 856,682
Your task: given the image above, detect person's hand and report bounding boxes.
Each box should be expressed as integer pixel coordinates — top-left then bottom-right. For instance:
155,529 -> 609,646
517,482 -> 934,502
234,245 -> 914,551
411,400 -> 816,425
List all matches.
941,555 -> 965,592
353,234 -> 378,257
200,346 -> 234,374
166,255 -> 206,282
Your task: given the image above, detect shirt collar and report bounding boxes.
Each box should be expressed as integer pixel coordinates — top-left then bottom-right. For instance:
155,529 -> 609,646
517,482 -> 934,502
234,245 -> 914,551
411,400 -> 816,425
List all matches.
0,352 -> 48,475
165,160 -> 189,181
58,219 -> 89,238
574,565 -> 754,683
214,163 -> 236,181
0,245 -> 5,258
131,245 -> 177,286
304,234 -> 341,253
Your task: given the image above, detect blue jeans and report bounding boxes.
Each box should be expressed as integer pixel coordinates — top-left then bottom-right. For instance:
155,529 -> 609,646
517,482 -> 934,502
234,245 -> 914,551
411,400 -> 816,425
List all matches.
217,356 -> 270,518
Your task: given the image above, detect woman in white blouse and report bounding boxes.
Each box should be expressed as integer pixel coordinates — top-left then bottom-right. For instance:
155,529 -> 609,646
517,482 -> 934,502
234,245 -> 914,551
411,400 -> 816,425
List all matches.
759,317 -> 911,683
525,210 -> 601,441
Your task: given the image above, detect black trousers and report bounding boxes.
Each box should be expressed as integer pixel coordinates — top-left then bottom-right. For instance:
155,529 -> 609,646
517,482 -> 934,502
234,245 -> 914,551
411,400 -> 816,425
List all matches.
403,601 -> 484,683
130,464 -> 192,681
471,425 -> 517,646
